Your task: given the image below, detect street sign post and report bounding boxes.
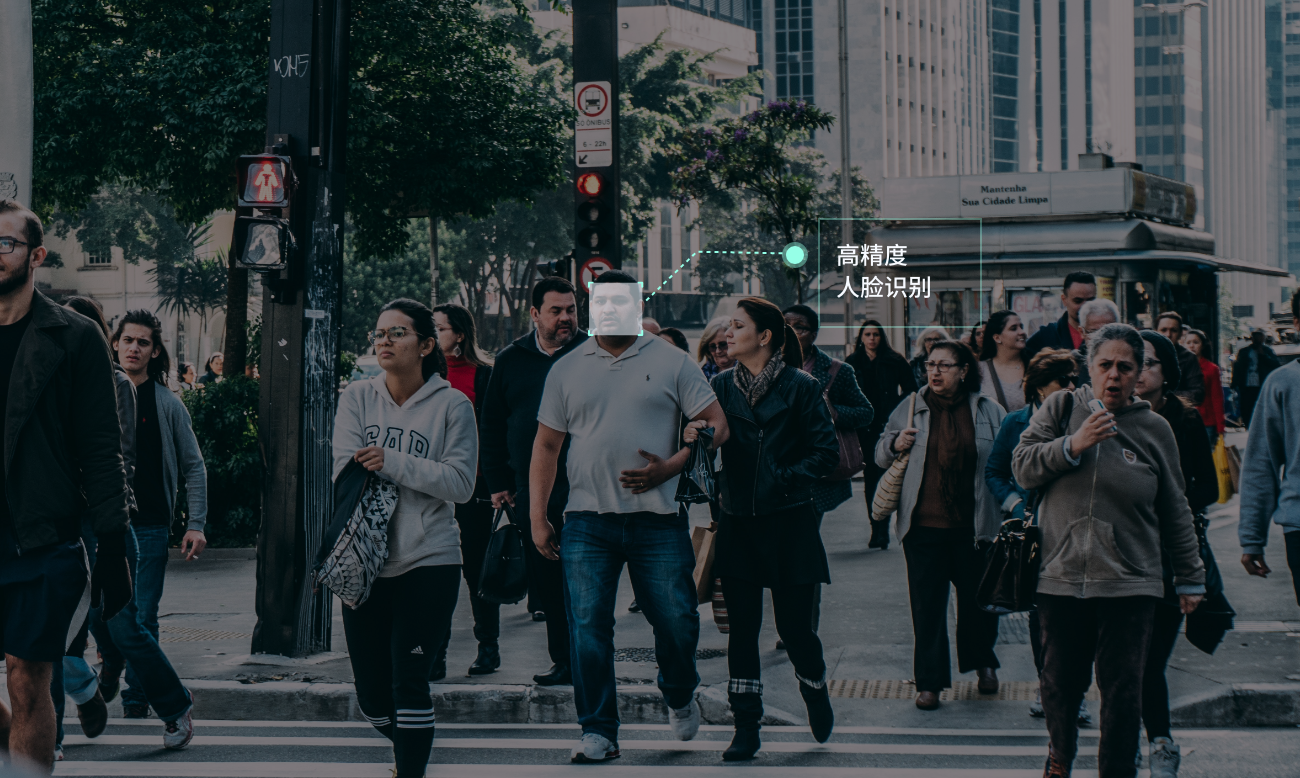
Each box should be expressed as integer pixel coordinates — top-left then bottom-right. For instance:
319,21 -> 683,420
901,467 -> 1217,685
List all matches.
251,0 -> 351,657
579,256 -> 614,288
572,0 -> 621,288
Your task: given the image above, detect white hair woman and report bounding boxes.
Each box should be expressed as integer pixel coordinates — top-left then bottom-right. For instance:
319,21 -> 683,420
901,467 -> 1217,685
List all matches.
1012,323 -> 1205,778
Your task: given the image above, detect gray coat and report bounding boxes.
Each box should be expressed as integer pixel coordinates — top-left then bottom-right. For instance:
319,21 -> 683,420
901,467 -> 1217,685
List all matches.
148,381 -> 208,532
874,387 -> 1006,542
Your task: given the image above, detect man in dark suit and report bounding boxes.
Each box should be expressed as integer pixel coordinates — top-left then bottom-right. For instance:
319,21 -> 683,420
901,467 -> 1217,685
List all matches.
1024,272 -> 1097,362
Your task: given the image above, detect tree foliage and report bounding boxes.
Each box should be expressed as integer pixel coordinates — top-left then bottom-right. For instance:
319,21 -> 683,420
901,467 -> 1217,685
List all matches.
31,0 -> 568,260
180,376 -> 263,547
692,164 -> 880,310
670,101 -> 836,300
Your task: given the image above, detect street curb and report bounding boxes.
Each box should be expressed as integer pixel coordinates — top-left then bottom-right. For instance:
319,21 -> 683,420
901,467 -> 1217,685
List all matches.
167,548 -> 257,560
1170,683 -> 1300,727
179,680 -> 805,726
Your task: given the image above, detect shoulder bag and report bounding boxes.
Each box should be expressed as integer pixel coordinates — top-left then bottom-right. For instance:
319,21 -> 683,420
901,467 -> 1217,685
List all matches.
870,392 -> 917,522
823,359 -> 865,481
977,393 -> 1074,614
477,505 -> 529,605
314,459 -> 400,610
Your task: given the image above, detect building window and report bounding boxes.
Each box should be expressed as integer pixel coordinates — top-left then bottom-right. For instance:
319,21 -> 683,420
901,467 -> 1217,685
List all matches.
1060,0 -> 1069,167
659,206 -> 673,287
86,253 -> 111,266
991,0 -> 1020,172
774,0 -> 814,103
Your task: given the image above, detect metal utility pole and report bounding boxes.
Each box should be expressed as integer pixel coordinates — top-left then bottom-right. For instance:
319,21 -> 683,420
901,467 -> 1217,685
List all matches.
572,0 -> 621,286
838,0 -> 853,349
251,0 -> 350,657
0,0 -> 34,207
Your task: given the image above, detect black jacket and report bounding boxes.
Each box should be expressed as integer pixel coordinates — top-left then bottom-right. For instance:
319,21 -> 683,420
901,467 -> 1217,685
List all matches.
7,292 -> 130,551
1173,343 -> 1206,406
710,366 -> 839,516
1024,311 -> 1079,362
845,347 -> 916,432
1230,343 -> 1280,390
479,331 -> 589,518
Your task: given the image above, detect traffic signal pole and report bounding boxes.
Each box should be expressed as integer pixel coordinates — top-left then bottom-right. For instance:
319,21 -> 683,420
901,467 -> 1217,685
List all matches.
252,0 -> 350,656
572,0 -> 621,279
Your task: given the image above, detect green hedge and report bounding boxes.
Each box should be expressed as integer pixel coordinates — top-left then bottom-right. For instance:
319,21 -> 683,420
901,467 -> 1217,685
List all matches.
178,377 -> 263,547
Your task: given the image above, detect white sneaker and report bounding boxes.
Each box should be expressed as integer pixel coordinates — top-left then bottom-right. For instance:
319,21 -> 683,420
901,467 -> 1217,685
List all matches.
1076,700 -> 1092,726
163,707 -> 195,750
54,745 -> 65,762
1149,736 -> 1181,778
1029,687 -> 1045,718
668,700 -> 701,741
570,732 -> 620,763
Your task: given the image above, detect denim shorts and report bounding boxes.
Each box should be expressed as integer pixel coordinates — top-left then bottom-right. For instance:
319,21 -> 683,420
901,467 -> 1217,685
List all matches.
0,526 -> 88,661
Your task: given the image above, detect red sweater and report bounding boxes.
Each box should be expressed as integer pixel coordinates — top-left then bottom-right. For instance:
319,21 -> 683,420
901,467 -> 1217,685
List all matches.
445,353 -> 477,405
1196,357 -> 1225,434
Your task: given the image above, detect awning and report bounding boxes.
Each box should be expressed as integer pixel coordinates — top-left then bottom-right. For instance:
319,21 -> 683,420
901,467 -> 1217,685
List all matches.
873,218 -> 1288,277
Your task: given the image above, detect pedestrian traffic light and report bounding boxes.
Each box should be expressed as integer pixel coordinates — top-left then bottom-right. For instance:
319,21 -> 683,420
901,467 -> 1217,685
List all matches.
232,215 -> 295,271
236,154 -> 294,208
537,250 -> 575,281
575,172 -> 615,258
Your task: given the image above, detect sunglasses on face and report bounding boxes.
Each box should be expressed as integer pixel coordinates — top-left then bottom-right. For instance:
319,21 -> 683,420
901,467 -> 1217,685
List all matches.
707,342 -> 727,352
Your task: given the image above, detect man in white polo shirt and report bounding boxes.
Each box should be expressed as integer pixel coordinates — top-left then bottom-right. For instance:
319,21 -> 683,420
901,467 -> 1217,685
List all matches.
530,270 -> 730,763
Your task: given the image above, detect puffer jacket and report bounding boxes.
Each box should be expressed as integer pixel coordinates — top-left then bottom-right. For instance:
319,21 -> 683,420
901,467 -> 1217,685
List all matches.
874,387 -> 1006,542
1011,384 -> 1205,599
711,365 -> 839,516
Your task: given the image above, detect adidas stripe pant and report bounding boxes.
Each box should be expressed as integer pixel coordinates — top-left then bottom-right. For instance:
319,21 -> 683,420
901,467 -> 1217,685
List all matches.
343,564 -> 461,778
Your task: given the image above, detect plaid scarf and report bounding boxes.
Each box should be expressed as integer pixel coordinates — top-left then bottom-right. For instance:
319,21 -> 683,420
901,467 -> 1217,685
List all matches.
734,355 -> 784,407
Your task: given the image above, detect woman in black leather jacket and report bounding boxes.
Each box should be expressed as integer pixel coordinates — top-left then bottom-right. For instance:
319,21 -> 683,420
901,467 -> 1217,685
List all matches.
684,297 -> 839,761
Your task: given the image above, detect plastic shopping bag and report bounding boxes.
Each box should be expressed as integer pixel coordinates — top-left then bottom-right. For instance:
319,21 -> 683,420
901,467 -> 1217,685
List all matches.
1213,437 -> 1234,504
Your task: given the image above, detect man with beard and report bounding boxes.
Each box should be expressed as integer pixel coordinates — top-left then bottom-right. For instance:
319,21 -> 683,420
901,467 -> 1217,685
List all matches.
589,281 -> 643,336
479,276 -> 587,685
0,200 -> 132,772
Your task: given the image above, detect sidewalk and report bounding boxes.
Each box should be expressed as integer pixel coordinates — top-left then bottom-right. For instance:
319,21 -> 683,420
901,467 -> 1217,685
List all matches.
10,432 -> 1300,727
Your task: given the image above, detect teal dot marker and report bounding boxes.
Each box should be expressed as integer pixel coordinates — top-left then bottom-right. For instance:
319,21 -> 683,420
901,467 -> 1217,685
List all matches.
781,241 -> 809,269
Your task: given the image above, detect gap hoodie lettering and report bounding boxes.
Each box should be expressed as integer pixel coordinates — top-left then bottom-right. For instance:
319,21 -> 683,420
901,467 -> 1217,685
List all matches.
332,373 -> 478,577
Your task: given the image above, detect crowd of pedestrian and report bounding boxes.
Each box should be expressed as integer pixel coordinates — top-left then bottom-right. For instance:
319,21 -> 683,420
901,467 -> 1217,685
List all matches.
4,192 -> 1299,778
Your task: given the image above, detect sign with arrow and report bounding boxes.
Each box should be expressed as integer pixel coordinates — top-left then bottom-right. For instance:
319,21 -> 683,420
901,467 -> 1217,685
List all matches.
575,81 -> 613,168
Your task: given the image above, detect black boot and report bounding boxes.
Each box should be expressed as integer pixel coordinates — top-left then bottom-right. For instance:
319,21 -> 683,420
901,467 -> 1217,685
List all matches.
468,644 -> 500,676
800,681 -> 834,744
723,691 -> 762,761
867,519 -> 890,550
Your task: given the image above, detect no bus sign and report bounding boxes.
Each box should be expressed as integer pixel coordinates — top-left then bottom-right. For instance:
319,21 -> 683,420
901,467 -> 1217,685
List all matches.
575,81 -> 613,168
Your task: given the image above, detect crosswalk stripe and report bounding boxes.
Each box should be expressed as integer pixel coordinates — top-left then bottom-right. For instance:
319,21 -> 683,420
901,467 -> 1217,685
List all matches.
62,734 -> 1097,757
54,763 -> 1118,778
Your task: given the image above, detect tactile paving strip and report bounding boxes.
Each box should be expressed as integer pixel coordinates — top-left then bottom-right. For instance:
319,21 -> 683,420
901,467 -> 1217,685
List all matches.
828,679 -> 1099,702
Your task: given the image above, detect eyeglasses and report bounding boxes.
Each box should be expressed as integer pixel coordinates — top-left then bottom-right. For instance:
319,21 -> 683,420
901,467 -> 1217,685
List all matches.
0,237 -> 29,255
1063,375 -> 1079,386
924,360 -> 960,373
367,326 -> 412,344
707,342 -> 727,353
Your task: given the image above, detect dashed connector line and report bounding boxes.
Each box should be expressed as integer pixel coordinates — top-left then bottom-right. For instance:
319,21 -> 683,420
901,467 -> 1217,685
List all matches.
643,249 -> 781,300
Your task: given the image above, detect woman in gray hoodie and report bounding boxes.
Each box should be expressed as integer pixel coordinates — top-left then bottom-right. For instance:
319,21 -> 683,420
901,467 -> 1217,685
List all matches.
1013,323 -> 1204,778
332,298 -> 478,778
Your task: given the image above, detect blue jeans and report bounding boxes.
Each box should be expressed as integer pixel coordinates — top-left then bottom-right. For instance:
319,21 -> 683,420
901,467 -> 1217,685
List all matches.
122,524 -> 170,708
92,526 -> 191,722
561,511 -> 700,743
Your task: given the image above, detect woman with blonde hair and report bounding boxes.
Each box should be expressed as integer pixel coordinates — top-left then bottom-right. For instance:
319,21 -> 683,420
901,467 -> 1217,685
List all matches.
909,326 -> 950,389
698,317 -> 734,379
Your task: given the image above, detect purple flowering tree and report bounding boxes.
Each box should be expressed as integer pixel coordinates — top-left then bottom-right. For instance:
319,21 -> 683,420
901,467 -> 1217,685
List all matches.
669,100 -> 835,301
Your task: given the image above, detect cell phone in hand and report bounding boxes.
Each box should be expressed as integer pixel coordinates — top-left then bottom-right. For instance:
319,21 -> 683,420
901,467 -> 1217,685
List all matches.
1087,398 -> 1117,434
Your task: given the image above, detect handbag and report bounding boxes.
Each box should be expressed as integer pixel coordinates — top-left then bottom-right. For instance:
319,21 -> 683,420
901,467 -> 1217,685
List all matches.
870,392 -> 917,522
675,427 -> 716,504
1224,443 -> 1242,493
314,459 -> 399,610
1184,513 -> 1236,654
976,392 -> 1074,614
691,522 -> 719,604
977,518 -> 1042,614
477,505 -> 529,605
1213,437 -> 1234,503
824,359 -> 865,481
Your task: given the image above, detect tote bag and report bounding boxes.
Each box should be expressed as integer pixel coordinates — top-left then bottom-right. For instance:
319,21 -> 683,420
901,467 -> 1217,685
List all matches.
314,460 -> 400,610
870,393 -> 917,522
